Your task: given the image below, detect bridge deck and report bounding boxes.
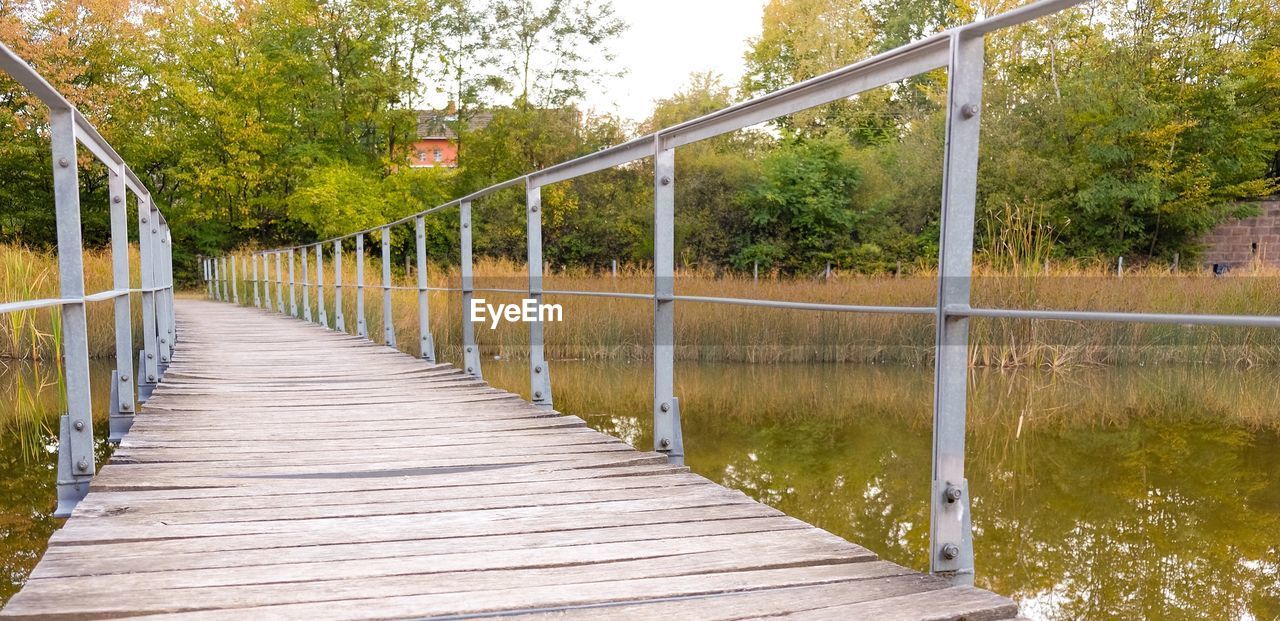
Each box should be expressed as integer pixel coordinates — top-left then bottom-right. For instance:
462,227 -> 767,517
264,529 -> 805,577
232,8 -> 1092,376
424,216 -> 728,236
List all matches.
2,299 -> 1018,620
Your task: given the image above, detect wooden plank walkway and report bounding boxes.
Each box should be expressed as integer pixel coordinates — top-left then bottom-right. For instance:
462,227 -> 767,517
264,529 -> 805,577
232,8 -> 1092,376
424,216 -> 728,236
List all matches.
1,299 -> 1020,620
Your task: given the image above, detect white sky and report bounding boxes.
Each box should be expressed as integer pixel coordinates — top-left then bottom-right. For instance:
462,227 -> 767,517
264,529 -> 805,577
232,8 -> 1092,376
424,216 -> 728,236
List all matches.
580,0 -> 769,123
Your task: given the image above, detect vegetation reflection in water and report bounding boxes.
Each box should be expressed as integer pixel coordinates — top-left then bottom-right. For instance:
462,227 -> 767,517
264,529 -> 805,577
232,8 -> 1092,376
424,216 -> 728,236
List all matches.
0,361 -> 113,604
483,360 -> 1280,621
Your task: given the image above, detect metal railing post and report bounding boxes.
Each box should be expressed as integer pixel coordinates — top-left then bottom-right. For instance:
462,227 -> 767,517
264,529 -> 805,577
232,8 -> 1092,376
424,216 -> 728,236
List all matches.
356,233 -> 368,338
334,240 -> 346,332
158,218 -> 174,367
526,182 -> 552,408
275,251 -> 285,313
261,253 -> 268,308
261,254 -> 269,310
107,168 -> 136,442
381,227 -> 396,347
929,31 -> 983,586
253,252 -> 262,308
212,257 -> 221,301
415,216 -> 435,362
231,249 -> 239,305
49,108 -> 94,517
301,245 -> 312,322
460,200 -> 481,378
653,140 -> 682,464
288,248 -> 298,317
239,254 -> 248,306
108,168 -> 136,441
137,195 -> 161,402
316,244 -> 329,328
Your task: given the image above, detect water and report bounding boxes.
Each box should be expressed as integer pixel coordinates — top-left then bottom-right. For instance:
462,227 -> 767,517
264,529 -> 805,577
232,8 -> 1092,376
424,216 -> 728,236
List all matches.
1,359 -> 1277,618
0,360 -> 113,604
481,360 -> 1280,621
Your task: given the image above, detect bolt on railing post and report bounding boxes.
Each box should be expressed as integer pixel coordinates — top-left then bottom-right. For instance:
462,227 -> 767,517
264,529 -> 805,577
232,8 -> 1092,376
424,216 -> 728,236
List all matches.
316,244 -> 329,328
929,31 -> 983,587
460,200 -> 481,378
415,216 -> 435,362
653,140 -> 681,464
301,245 -> 312,322
526,182 -> 552,408
288,248 -> 298,317
381,227 -> 396,347
48,108 -> 94,517
137,195 -> 161,403
275,251 -> 285,313
334,240 -> 346,332
253,252 -> 261,308
108,166 -> 136,442
355,233 -> 368,338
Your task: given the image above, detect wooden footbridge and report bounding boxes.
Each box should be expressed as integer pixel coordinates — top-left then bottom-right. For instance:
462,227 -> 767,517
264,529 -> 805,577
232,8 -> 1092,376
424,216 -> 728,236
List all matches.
15,0 -> 1273,617
1,299 -> 1022,619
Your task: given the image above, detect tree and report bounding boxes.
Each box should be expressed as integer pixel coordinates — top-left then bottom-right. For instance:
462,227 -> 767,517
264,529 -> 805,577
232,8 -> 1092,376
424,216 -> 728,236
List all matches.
490,0 -> 626,108
645,73 -> 763,269
736,138 -> 868,273
980,0 -> 1280,260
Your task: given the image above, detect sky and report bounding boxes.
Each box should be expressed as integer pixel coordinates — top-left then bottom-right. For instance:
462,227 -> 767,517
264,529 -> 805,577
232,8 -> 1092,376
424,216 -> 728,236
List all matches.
579,0 -> 770,123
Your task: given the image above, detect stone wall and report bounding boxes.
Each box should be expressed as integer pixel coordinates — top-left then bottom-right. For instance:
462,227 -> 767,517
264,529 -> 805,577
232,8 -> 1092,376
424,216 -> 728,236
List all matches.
1200,197 -> 1280,268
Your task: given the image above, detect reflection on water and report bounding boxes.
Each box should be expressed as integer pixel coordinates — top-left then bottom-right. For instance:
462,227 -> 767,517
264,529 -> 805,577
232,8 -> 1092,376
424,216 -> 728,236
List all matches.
484,360 -> 1280,621
0,360 -> 113,604
2,358 -> 1278,618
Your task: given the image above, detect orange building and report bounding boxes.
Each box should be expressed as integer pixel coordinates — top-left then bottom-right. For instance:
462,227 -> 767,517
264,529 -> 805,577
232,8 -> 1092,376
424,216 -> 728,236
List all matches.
409,105 -> 492,169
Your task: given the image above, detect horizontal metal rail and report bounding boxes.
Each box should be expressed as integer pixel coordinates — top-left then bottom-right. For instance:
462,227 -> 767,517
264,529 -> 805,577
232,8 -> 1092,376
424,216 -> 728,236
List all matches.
0,41 -> 174,519
0,287 -> 176,314
951,306 -> 1280,328
674,295 -> 935,315
0,298 -> 70,314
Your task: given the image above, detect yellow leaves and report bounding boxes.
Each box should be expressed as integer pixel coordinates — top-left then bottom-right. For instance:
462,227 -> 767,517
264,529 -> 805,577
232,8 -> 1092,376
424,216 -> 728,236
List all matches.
752,0 -> 878,85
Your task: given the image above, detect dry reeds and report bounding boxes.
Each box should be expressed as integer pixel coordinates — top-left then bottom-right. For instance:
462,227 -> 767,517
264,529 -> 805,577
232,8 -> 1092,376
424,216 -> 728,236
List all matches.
219,251 -> 1280,369
0,245 -> 143,360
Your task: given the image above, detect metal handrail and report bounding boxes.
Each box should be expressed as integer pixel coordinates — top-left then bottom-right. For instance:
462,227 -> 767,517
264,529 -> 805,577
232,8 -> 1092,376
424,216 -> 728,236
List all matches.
203,0 -> 1279,587
0,42 -> 175,518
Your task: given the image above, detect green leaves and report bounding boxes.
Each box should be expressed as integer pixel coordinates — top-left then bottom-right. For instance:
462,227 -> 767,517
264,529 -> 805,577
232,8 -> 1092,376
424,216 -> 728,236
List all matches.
736,138 -> 866,273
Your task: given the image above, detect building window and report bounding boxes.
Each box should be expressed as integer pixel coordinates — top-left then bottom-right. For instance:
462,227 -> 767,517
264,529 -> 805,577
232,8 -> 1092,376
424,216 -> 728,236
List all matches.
417,151 -> 427,162
433,149 -> 443,163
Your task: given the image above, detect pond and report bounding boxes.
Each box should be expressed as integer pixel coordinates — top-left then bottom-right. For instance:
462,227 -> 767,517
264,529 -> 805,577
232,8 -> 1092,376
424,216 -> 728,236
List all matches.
1,358 -> 1277,619
481,360 -> 1280,621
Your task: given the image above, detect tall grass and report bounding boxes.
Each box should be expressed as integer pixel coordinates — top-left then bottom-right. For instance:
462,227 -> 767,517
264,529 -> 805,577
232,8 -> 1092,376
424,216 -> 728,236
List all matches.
224,251 -> 1280,368
0,245 -> 143,360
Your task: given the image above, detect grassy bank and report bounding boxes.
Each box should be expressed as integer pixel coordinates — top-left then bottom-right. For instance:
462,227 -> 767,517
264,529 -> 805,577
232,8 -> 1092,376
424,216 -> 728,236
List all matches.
4,244 -> 1277,366
225,254 -> 1280,368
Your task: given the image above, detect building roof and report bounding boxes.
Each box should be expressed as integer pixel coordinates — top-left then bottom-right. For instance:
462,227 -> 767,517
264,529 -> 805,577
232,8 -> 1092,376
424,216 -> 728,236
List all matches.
415,109 -> 493,140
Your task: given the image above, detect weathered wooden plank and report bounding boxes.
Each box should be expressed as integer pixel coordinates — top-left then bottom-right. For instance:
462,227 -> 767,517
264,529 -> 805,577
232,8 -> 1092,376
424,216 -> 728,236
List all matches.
4,561 -> 912,618
30,516 -> 810,578
24,529 -> 872,594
